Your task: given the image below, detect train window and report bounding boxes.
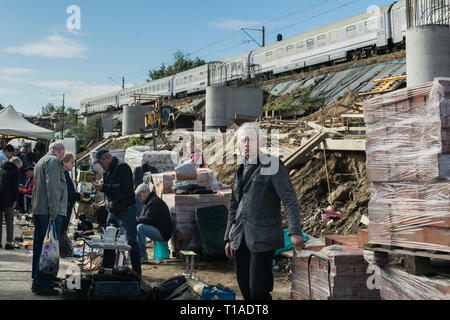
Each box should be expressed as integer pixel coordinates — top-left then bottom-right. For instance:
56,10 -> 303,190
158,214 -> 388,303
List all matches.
184,76 -> 187,84
277,48 -> 284,58
296,42 -> 304,52
329,31 -> 338,43
266,51 -> 273,62
307,39 -> 314,49
346,25 -> 356,38
378,16 -> 384,29
365,20 -> 375,33
189,75 -> 193,82
394,12 -> 400,25
317,35 -> 326,47
157,84 -> 160,90
286,45 -> 294,56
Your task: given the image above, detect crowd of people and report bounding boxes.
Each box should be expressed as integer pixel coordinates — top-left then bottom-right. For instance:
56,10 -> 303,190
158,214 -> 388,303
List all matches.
0,123 -> 305,300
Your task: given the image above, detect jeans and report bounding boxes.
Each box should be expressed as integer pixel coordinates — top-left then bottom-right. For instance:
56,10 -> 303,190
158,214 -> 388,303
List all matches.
107,205 -> 141,276
136,224 -> 165,260
0,206 -> 14,243
32,215 -> 63,287
135,197 -> 142,218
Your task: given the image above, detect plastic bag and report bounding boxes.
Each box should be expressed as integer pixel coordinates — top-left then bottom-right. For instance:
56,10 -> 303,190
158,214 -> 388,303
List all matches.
39,222 -> 60,276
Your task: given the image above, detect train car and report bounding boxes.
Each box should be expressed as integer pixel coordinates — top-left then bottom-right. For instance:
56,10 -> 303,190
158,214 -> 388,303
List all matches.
118,76 -> 173,107
208,51 -> 251,85
80,91 -> 120,114
250,2 -> 402,76
172,65 -> 208,98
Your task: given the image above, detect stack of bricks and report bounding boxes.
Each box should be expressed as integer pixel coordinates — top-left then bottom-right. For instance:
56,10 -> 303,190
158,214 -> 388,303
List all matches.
291,244 -> 380,300
363,77 -> 450,252
379,265 -> 450,300
162,189 -> 232,251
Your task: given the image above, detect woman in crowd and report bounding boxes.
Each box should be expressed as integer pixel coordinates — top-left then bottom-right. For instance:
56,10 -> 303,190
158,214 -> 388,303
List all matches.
60,152 -> 82,257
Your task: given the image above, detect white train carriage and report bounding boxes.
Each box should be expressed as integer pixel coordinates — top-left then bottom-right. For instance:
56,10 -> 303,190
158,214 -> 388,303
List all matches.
118,76 -> 173,107
80,91 -> 119,114
173,65 -> 208,98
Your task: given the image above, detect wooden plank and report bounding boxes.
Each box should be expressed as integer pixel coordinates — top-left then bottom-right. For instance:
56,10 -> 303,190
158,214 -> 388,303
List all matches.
283,131 -> 327,170
364,243 -> 450,261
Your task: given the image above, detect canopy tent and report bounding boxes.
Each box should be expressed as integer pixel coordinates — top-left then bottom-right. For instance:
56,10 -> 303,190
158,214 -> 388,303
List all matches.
0,106 -> 54,140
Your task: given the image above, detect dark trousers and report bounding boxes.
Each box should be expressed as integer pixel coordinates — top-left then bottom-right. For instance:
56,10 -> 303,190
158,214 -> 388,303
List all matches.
235,237 -> 275,300
106,205 -> 141,276
32,215 -> 63,287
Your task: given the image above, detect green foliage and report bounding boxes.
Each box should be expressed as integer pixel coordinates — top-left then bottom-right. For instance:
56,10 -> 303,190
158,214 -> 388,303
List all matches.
65,122 -> 99,150
123,137 -> 148,149
148,51 -> 206,81
264,87 -> 324,114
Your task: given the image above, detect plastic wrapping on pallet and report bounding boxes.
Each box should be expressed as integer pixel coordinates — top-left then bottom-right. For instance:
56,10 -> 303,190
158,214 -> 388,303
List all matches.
124,146 -> 179,173
152,168 -> 223,194
379,265 -> 450,300
291,245 -> 380,300
162,190 -> 232,251
364,78 -> 450,253
364,78 -> 450,182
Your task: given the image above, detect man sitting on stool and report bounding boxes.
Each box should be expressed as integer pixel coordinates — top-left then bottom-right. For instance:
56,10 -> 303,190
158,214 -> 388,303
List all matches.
135,183 -> 173,264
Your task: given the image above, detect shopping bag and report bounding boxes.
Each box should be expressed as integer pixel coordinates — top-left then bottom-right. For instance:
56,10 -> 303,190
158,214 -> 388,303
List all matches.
39,221 -> 60,276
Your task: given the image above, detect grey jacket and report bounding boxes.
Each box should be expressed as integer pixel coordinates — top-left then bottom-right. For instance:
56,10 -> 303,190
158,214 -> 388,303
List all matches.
32,152 -> 68,218
224,154 -> 303,253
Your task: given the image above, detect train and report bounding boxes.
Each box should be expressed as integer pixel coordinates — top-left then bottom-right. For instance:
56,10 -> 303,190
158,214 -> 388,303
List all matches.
80,0 -> 409,115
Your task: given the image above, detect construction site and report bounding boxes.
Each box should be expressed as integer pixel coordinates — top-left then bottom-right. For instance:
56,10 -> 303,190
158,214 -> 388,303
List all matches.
1,0 -> 449,303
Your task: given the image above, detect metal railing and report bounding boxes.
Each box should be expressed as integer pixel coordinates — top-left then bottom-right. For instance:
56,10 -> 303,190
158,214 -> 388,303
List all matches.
406,0 -> 450,28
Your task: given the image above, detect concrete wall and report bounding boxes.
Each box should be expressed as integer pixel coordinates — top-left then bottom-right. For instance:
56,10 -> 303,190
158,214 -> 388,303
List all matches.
122,104 -> 152,136
205,86 -> 263,130
406,25 -> 450,87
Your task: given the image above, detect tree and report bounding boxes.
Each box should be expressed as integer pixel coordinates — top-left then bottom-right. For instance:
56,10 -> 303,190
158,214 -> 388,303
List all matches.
39,103 -> 57,116
148,51 -> 206,81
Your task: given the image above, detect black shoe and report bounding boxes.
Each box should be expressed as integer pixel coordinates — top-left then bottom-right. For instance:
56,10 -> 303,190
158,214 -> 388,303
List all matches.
32,284 -> 59,296
5,243 -> 14,250
0,244 -> 2,248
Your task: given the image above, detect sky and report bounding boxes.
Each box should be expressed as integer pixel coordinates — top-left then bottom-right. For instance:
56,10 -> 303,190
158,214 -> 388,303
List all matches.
0,0 -> 394,115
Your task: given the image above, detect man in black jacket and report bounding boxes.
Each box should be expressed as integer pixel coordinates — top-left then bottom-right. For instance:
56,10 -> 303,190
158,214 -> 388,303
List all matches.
135,183 -> 173,263
224,123 -> 305,300
93,150 -> 141,276
0,157 -> 23,250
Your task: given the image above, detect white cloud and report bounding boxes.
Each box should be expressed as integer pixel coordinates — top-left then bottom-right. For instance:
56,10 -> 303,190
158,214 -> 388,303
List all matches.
0,68 -> 37,76
209,19 -> 263,31
0,87 -> 19,95
4,35 -> 87,59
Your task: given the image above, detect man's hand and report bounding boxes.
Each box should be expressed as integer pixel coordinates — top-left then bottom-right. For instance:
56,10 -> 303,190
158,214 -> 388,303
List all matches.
12,201 -> 17,210
291,234 -> 305,252
225,241 -> 234,259
93,183 -> 103,192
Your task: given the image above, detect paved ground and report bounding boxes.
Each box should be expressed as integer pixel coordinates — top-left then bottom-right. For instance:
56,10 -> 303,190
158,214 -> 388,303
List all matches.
0,222 -> 73,300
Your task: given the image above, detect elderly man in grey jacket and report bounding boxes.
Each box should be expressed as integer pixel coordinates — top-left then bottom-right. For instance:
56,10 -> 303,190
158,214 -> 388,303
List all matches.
224,123 -> 305,300
31,142 -> 67,296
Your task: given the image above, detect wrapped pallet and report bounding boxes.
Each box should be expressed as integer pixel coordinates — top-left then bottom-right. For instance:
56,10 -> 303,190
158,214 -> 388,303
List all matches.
152,168 -> 223,194
363,78 -> 450,252
162,190 -> 232,252
124,146 -> 179,173
291,245 -> 380,300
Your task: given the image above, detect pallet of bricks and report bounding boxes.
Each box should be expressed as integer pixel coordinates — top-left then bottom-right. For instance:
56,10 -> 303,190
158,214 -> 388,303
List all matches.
363,77 -> 450,300
156,169 -> 232,253
291,236 -> 381,300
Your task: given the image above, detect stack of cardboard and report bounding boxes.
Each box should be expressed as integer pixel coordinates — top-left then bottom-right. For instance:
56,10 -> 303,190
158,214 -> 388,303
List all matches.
364,78 -> 450,252
162,189 -> 232,251
291,244 -> 380,300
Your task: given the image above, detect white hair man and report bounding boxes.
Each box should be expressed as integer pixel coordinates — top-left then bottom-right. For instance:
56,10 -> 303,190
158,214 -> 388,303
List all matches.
224,123 -> 305,300
135,183 -> 173,264
31,141 -> 67,296
0,157 -> 23,250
